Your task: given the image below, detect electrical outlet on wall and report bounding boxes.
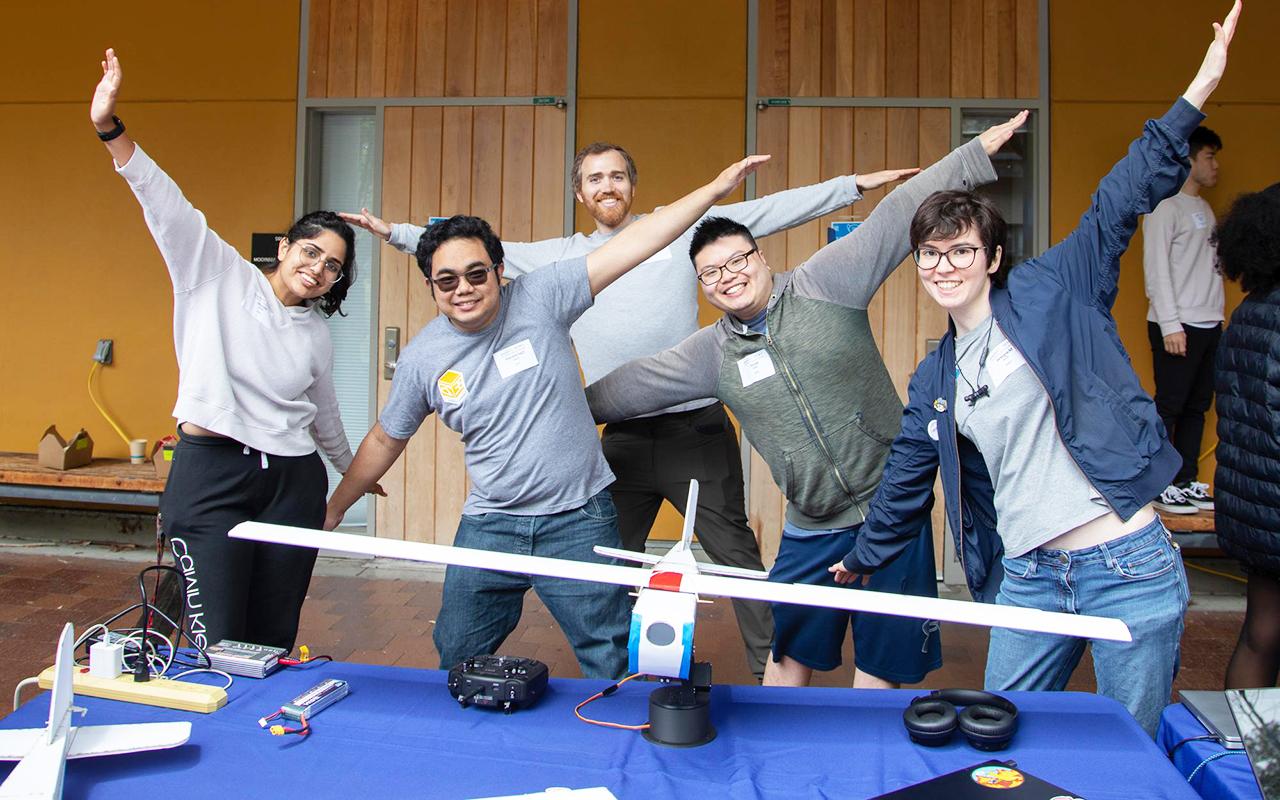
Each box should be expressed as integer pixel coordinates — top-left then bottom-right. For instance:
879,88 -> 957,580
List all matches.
93,339 -> 113,365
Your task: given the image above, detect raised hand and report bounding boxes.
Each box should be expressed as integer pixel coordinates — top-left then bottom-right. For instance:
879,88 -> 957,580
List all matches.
856,167 -> 921,192
1184,0 -> 1241,110
338,208 -> 392,241
711,154 -> 771,200
977,110 -> 1030,157
91,48 -> 122,130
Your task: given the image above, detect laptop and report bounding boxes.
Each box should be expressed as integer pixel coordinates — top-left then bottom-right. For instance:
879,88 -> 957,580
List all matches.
1225,688 -> 1280,800
872,761 -> 1084,799
1180,689 -> 1244,749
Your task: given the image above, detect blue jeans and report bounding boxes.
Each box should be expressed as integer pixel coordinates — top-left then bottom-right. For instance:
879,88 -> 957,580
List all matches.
433,490 -> 631,680
984,517 -> 1189,736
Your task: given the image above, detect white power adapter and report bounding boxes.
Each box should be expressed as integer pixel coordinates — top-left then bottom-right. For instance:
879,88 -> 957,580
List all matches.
89,638 -> 125,679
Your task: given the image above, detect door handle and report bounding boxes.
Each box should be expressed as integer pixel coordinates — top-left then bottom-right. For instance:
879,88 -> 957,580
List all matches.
383,327 -> 400,379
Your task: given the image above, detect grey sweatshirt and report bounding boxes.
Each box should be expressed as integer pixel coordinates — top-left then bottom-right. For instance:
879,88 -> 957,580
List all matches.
387,176 -> 863,416
1143,192 -> 1224,335
586,138 -> 997,529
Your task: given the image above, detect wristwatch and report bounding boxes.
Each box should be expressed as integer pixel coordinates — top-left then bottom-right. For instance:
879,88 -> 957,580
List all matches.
96,116 -> 126,142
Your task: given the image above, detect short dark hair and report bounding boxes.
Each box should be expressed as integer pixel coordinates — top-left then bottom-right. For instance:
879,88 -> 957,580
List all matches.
272,211 -> 356,317
1189,126 -> 1223,159
689,216 -> 759,266
414,215 -> 504,281
909,190 -> 1011,287
1212,182 -> 1280,295
571,142 -> 637,192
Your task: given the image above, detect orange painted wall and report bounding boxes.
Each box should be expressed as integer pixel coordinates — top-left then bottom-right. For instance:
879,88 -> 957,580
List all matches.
1,1 -> 300,458
1049,1 -> 1280,488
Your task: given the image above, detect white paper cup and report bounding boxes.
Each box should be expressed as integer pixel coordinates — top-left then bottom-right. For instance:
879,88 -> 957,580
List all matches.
129,438 -> 147,465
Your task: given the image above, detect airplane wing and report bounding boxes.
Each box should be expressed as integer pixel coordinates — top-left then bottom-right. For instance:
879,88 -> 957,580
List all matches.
0,730 -> 42,762
0,733 -> 65,800
231,523 -> 1131,642
65,723 -> 191,760
593,546 -> 769,580
685,573 -> 1132,642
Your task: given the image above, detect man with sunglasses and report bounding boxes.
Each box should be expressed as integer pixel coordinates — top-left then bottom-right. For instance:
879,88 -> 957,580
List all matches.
341,144 -> 915,680
324,156 -> 766,679
585,118 -> 1023,688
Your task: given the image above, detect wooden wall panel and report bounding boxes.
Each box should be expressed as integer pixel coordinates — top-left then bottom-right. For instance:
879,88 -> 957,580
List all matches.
758,0 -> 1036,100
375,107 -> 414,541
308,0 -> 567,98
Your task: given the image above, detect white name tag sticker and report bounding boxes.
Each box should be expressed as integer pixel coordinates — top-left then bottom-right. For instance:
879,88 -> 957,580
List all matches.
493,339 -> 539,379
737,349 -> 777,388
1191,211 -> 1209,230
986,339 -> 1026,389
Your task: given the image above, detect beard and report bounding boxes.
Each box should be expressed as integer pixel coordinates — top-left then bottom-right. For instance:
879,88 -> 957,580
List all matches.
587,192 -> 631,228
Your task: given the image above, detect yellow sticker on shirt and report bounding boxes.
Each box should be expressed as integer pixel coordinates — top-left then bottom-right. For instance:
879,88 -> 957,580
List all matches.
438,370 -> 468,404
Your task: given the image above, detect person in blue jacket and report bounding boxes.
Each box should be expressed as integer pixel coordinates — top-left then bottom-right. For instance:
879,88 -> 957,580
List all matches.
830,1 -> 1240,736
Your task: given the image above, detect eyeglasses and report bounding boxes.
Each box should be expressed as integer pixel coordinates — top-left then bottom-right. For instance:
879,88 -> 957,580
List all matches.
697,248 -> 757,286
428,263 -> 500,292
912,244 -> 987,271
295,242 -> 344,282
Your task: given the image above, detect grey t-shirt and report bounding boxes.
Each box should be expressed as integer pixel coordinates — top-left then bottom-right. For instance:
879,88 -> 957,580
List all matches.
953,316 -> 1109,557
387,175 -> 862,416
379,257 -> 613,516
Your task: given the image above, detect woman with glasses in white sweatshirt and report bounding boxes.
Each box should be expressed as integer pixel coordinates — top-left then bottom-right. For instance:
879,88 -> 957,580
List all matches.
90,49 -> 367,652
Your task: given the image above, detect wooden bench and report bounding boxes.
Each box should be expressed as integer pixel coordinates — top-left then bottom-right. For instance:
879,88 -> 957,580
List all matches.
1158,508 -> 1218,552
0,451 -> 166,510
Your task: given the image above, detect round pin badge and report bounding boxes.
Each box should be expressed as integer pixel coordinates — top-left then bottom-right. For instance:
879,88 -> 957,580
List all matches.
933,397 -> 947,413
970,765 -> 1025,789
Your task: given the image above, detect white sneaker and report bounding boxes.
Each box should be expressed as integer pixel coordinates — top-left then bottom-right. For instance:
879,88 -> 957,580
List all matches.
1154,485 -> 1198,515
1179,481 -> 1215,511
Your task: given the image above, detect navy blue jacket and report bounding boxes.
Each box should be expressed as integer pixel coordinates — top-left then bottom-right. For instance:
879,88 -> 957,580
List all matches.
1215,286 -> 1280,576
843,100 -> 1203,601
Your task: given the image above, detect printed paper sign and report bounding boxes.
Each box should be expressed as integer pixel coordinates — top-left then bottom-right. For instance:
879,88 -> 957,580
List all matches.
493,339 -> 539,379
737,349 -> 777,388
438,370 -> 468,404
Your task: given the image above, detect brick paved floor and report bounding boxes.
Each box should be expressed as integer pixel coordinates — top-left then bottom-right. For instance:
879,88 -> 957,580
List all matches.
0,544 -> 1249,718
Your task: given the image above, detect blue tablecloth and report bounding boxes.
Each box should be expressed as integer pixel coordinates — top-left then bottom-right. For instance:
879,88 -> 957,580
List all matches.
1157,702 -> 1260,800
1,662 -> 1199,799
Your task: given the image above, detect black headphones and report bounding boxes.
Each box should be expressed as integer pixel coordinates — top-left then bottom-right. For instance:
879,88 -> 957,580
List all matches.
902,689 -> 1019,751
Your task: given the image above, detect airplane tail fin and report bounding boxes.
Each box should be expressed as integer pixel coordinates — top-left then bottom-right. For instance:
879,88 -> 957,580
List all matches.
46,624 -> 75,747
680,480 -> 699,551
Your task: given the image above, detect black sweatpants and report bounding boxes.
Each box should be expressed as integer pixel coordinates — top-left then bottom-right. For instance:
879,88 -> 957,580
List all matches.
160,430 -> 327,653
601,403 -> 773,679
1148,321 -> 1221,485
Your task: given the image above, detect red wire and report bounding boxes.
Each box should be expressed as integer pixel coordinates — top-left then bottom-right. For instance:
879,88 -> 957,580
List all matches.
574,674 -> 651,731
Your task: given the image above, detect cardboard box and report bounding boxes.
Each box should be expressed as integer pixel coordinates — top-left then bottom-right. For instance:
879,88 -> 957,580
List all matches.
151,436 -> 178,480
37,425 -> 94,470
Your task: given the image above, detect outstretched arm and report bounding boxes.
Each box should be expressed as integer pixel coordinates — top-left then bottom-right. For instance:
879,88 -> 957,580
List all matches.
708,168 -> 918,240
1041,0 -> 1239,309
788,114 -> 1020,308
325,423 -> 408,530
585,326 -> 723,423
91,48 -> 135,167
584,156 -> 769,296
93,48 -> 247,292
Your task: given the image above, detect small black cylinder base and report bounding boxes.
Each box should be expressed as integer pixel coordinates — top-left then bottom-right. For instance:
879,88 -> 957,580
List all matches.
642,683 -> 716,748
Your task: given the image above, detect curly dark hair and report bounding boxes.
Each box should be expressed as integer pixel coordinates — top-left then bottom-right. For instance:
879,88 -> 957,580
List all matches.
1212,183 -> 1280,295
265,211 -> 357,317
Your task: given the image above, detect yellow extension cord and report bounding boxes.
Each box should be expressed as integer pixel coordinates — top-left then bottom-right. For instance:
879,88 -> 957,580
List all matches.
87,362 -> 132,448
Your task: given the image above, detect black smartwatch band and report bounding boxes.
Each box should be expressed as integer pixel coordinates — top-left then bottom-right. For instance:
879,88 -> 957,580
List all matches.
96,116 -> 126,142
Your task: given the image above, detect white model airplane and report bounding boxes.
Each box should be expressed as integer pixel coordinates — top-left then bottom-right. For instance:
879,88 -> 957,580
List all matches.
0,623 -> 191,800
230,480 -> 1131,683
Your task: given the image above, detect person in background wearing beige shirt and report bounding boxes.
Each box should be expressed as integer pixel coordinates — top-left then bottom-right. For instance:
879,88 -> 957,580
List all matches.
1143,125 -> 1225,516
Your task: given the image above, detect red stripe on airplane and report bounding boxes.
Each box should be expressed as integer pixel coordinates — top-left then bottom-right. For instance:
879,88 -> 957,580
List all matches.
648,571 -> 684,592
